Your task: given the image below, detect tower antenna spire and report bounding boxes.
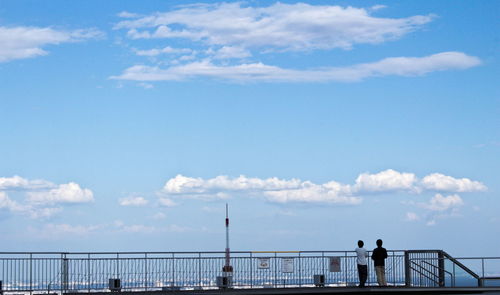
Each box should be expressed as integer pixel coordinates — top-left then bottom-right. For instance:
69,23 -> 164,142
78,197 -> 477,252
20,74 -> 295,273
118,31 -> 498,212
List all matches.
223,203 -> 233,273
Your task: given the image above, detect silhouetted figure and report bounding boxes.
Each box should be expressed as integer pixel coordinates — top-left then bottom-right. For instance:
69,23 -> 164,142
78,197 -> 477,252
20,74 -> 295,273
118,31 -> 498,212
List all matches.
355,240 -> 368,287
371,239 -> 388,286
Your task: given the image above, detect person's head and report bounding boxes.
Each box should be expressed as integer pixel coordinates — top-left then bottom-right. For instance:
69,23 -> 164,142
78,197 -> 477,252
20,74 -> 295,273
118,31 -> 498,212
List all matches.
376,239 -> 383,247
358,240 -> 364,248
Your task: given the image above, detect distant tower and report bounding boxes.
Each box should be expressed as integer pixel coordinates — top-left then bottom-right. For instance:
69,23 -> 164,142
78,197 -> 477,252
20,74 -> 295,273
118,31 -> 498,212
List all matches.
222,203 -> 233,273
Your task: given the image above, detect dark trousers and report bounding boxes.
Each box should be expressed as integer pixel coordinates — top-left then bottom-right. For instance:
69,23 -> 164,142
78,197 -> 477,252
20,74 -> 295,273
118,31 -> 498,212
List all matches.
357,264 -> 368,287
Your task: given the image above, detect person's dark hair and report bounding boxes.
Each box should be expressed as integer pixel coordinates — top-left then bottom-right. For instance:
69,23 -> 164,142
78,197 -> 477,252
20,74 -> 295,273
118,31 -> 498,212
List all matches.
358,240 -> 364,248
376,239 -> 383,247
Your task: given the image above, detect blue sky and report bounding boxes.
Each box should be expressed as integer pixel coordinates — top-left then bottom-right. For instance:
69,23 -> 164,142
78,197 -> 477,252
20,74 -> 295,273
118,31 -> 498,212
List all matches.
0,0 -> 498,256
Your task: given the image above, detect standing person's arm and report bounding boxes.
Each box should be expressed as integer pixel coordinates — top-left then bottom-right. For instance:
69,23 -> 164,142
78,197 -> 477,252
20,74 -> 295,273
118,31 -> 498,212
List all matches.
383,249 -> 388,259
371,249 -> 375,260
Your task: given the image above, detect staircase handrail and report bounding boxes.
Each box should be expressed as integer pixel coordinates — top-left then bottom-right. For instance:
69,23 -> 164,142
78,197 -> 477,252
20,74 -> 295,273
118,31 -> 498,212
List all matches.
442,251 -> 480,280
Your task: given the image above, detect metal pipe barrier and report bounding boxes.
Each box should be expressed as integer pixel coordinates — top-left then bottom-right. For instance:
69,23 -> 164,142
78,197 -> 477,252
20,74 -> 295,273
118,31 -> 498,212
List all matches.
0,251 -> 407,293
2,251 -> 498,293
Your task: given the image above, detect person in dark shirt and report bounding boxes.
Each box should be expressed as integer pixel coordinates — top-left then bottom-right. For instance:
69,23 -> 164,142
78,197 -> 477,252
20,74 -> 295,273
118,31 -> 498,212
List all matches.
371,239 -> 388,286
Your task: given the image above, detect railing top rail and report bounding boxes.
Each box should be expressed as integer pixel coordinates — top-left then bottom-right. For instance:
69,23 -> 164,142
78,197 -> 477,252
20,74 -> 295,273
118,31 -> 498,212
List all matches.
405,250 -> 444,253
0,249 -> 408,255
448,257 -> 500,260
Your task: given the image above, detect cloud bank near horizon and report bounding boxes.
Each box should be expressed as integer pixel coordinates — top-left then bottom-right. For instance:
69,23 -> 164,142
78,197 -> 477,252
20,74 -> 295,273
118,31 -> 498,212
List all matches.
159,169 -> 486,205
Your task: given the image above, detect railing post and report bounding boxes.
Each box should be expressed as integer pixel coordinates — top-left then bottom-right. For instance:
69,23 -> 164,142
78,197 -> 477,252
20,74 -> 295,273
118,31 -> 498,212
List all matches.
30,253 -> 33,295
144,253 -> 148,291
62,254 -> 69,293
404,251 -> 411,287
438,251 -> 445,287
87,254 -> 90,293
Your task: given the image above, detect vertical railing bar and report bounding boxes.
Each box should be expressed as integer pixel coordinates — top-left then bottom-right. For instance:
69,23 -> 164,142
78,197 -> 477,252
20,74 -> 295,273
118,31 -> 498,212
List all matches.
250,252 -> 253,288
482,258 -> 485,278
298,252 -> 301,287
343,251 -> 347,286
172,253 -> 175,287
198,253 -> 201,288
144,253 -> 148,291
392,251 -> 395,286
274,252 -> 277,287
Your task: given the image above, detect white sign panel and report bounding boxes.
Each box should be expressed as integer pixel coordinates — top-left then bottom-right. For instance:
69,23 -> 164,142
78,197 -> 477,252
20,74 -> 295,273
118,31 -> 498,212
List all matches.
329,257 -> 341,272
281,258 -> 294,273
258,258 -> 270,269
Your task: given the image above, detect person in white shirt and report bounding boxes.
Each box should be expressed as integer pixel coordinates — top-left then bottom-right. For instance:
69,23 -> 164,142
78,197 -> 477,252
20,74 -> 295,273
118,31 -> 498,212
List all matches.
355,240 -> 368,287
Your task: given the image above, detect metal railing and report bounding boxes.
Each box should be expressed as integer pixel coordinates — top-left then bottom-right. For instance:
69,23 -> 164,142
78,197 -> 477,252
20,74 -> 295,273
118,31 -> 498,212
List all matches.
1,250 -> 498,293
444,256 -> 500,287
0,251 -> 406,293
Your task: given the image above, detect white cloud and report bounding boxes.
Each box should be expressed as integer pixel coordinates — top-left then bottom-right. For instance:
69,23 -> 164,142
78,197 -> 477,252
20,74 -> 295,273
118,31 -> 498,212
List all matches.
406,194 -> 465,225
212,46 -> 251,59
0,176 -> 93,219
0,175 -> 53,190
421,193 -> 464,212
37,223 -> 101,237
120,224 -> 156,233
420,173 -> 487,192
115,3 -> 433,51
119,196 -> 149,206
117,11 -> 141,18
0,192 -> 23,211
27,182 -> 94,205
111,52 -> 480,82
0,191 -> 62,219
405,212 -> 420,221
114,222 -> 190,233
371,5 -> 387,11
264,183 -> 360,204
0,26 -> 103,63
134,46 -> 192,57
159,170 -> 486,205
162,174 -> 358,205
138,82 -> 154,89
354,169 -> 418,193
158,197 -> 177,207
152,212 -> 166,219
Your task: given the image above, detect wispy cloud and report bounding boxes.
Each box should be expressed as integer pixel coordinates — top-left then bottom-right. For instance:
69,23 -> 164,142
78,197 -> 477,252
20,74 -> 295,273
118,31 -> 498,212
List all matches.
119,196 -> 149,206
0,26 -> 104,63
112,3 -> 481,84
405,193 -> 466,225
134,46 -> 192,57
115,3 -> 433,51
111,52 -> 480,82
419,194 -> 464,212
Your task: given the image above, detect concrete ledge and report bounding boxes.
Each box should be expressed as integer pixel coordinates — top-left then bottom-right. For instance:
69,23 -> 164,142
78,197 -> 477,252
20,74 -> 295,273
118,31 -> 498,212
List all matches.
65,286 -> 500,295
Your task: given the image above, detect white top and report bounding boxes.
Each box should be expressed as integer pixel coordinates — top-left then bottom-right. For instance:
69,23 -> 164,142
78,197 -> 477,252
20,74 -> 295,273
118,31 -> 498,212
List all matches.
355,247 -> 368,265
